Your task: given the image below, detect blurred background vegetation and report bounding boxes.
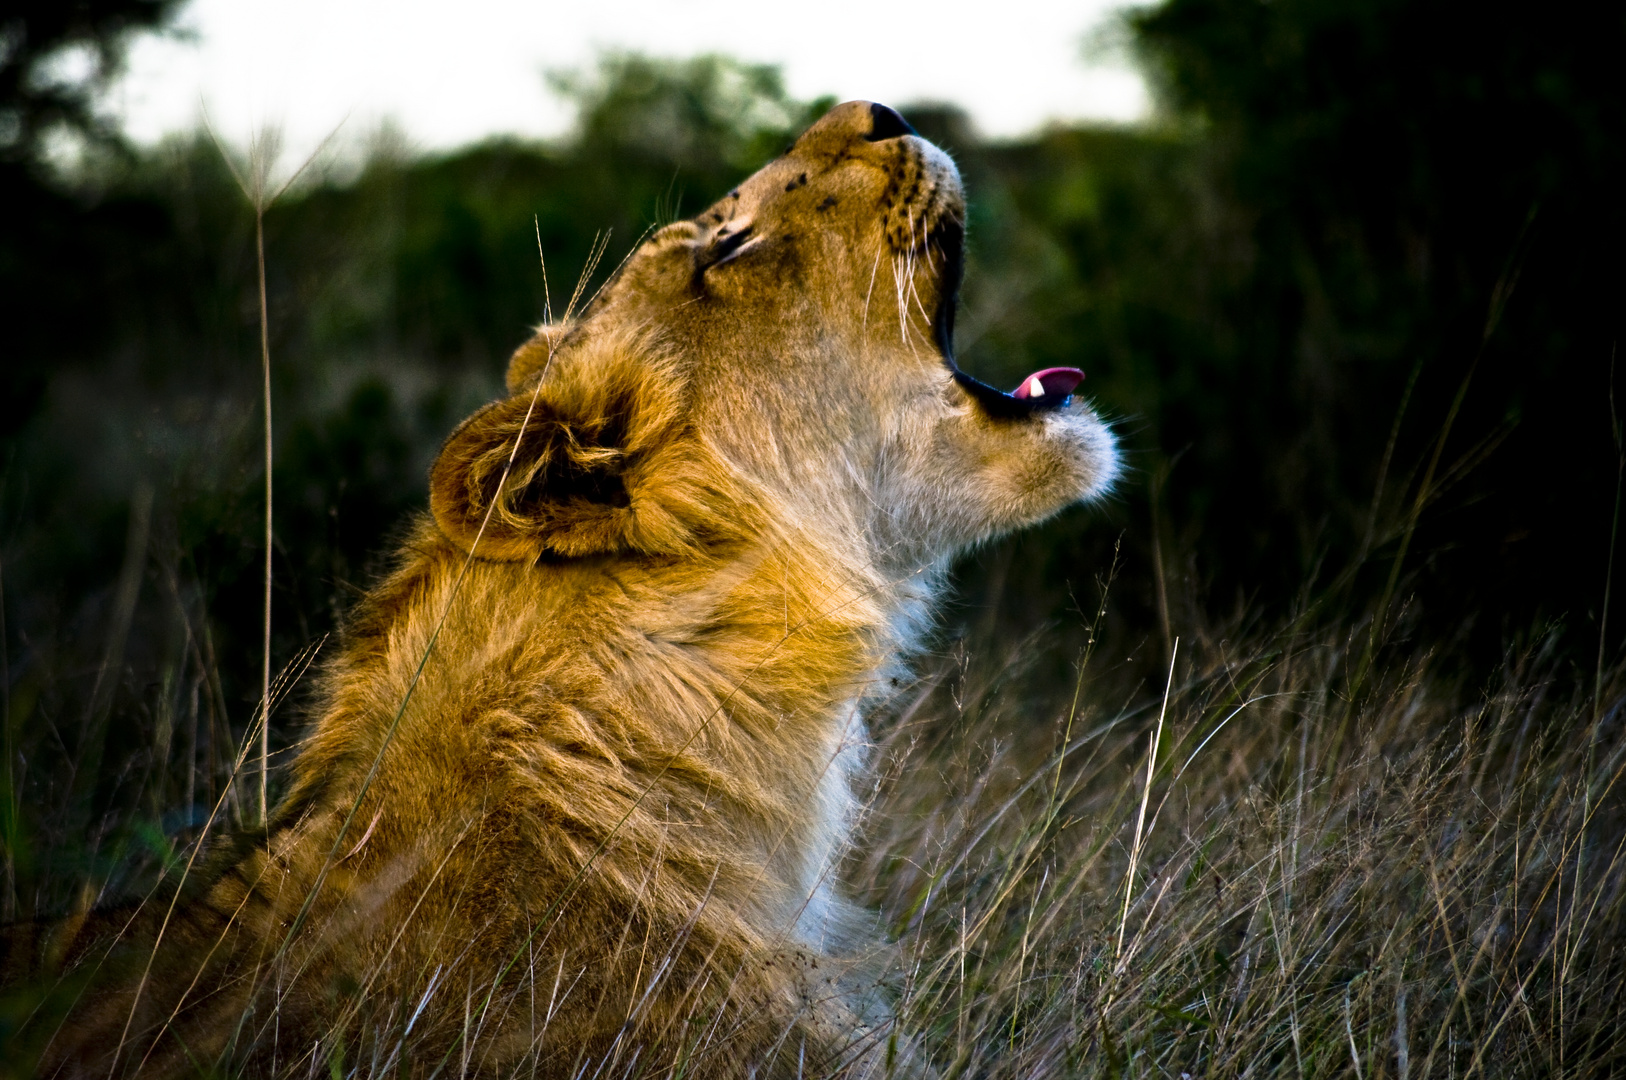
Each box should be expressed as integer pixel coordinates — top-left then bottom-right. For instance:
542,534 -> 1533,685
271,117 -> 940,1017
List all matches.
1,0 -> 1623,926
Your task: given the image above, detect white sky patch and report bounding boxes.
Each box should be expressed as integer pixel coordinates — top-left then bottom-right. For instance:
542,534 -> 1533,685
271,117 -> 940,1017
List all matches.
109,0 -> 1149,167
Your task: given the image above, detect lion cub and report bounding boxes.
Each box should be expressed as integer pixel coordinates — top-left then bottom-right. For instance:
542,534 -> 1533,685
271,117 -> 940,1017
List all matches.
32,102 -> 1117,1078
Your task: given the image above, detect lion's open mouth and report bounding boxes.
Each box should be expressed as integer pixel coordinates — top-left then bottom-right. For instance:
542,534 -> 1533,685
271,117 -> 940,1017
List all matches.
929,219 -> 1085,420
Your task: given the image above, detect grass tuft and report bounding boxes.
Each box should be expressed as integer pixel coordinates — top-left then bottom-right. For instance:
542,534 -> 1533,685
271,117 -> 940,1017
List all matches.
857,617 -> 1626,1078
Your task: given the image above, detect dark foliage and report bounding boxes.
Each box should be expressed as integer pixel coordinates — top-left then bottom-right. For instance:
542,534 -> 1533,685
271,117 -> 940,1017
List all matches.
1124,0 -> 1626,654
0,0 -> 183,438
0,0 -> 181,163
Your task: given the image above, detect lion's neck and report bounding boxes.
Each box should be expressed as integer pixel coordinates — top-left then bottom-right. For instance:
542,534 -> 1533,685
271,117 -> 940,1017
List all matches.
292,529 -> 941,938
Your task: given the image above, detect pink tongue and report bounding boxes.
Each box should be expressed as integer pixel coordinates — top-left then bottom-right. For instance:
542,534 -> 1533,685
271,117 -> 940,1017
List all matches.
1010,367 -> 1085,401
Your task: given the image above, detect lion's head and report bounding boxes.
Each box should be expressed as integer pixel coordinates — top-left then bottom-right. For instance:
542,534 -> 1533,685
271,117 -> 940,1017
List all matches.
430,100 -> 1118,572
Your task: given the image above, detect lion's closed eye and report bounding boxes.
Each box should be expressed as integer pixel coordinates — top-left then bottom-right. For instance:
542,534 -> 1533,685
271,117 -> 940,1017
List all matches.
702,224 -> 761,270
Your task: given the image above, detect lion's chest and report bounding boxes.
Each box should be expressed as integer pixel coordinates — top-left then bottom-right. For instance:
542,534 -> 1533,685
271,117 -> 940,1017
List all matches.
789,698 -> 870,947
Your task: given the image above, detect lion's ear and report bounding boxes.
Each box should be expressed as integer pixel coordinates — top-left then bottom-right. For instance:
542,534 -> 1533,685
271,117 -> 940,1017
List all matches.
430,335 -> 738,560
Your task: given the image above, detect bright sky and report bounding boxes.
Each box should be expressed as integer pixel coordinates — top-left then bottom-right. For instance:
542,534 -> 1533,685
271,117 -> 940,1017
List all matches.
109,0 -> 1150,165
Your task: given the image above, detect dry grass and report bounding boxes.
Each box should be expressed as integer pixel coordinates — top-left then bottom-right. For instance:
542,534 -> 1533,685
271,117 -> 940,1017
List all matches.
856,615 -> 1626,1078
4,575 -> 1626,1078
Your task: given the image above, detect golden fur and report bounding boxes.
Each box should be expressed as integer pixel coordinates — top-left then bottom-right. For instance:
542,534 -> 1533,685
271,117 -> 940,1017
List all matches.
18,101 -> 1117,1078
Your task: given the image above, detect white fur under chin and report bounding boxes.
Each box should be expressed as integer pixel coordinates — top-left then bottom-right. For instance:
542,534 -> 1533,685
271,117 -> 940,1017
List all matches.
793,698 -> 871,950
1047,400 -> 1122,503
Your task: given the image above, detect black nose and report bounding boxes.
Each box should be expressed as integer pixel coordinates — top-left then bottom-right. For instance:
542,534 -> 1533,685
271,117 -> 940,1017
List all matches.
865,103 -> 917,142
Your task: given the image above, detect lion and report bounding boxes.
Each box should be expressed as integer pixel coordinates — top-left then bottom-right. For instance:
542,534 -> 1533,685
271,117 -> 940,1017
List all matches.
12,100 -> 1117,1078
